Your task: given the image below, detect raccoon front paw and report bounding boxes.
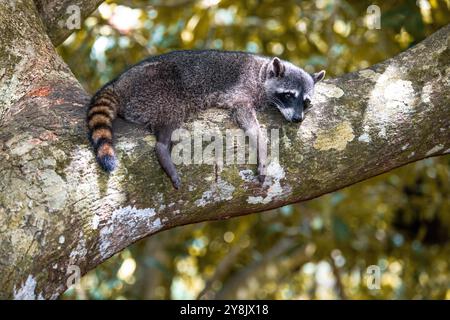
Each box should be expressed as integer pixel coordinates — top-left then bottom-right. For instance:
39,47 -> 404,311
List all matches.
172,176 -> 181,190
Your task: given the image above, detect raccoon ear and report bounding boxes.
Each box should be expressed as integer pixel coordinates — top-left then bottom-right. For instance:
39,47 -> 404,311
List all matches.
268,57 -> 285,78
312,70 -> 326,83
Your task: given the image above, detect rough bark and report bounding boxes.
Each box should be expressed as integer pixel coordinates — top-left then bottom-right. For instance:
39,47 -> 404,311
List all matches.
34,0 -> 104,46
0,1 -> 449,299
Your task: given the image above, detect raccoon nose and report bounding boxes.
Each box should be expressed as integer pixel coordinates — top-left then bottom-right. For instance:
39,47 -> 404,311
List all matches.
292,115 -> 302,123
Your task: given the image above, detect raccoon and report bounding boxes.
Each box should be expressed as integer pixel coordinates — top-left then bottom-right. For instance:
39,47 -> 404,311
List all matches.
87,50 -> 325,189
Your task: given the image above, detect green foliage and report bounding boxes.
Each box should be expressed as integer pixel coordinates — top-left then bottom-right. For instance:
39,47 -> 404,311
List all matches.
60,0 -> 450,299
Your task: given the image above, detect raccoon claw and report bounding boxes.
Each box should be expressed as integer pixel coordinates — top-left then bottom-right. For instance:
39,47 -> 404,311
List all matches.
257,164 -> 266,184
257,174 -> 266,184
172,176 -> 181,190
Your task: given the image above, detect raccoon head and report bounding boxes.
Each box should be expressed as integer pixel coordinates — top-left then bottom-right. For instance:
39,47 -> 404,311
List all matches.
263,57 -> 325,123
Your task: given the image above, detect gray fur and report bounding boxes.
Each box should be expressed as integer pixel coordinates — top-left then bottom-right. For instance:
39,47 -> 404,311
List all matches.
90,50 -> 325,188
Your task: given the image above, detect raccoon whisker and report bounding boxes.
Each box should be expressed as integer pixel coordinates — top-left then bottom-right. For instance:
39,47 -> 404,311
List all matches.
304,107 -> 313,115
269,97 -> 283,109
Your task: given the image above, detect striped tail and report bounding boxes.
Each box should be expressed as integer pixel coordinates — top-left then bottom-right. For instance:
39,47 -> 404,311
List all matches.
87,87 -> 119,172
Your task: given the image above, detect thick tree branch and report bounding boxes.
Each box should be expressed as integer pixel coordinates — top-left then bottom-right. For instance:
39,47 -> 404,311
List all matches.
0,2 -> 448,299
34,0 -> 104,46
0,0 -> 83,125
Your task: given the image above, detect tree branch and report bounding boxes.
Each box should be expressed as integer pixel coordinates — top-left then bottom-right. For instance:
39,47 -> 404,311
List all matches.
34,0 -> 104,46
0,2 -> 448,299
0,0 -> 84,125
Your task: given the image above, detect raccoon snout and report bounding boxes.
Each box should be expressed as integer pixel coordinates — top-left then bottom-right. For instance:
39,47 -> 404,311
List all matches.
291,114 -> 303,123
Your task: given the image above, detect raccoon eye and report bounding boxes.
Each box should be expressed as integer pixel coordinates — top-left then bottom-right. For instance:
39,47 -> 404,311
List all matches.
283,92 -> 294,99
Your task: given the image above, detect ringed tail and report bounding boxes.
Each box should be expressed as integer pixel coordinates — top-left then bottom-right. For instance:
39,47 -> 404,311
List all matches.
87,87 -> 119,172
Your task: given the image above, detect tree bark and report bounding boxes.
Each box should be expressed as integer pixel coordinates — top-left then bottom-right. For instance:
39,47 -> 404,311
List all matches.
34,0 -> 104,46
0,1 -> 449,299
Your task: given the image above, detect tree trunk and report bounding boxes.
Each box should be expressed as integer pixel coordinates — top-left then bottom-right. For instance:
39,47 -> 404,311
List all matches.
0,1 -> 448,299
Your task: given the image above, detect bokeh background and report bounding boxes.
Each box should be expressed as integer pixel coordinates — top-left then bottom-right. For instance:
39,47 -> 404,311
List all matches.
59,0 -> 450,299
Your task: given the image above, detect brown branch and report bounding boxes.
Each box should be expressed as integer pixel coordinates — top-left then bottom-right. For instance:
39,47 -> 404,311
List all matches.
197,244 -> 244,300
215,238 -> 296,299
330,257 -> 347,300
